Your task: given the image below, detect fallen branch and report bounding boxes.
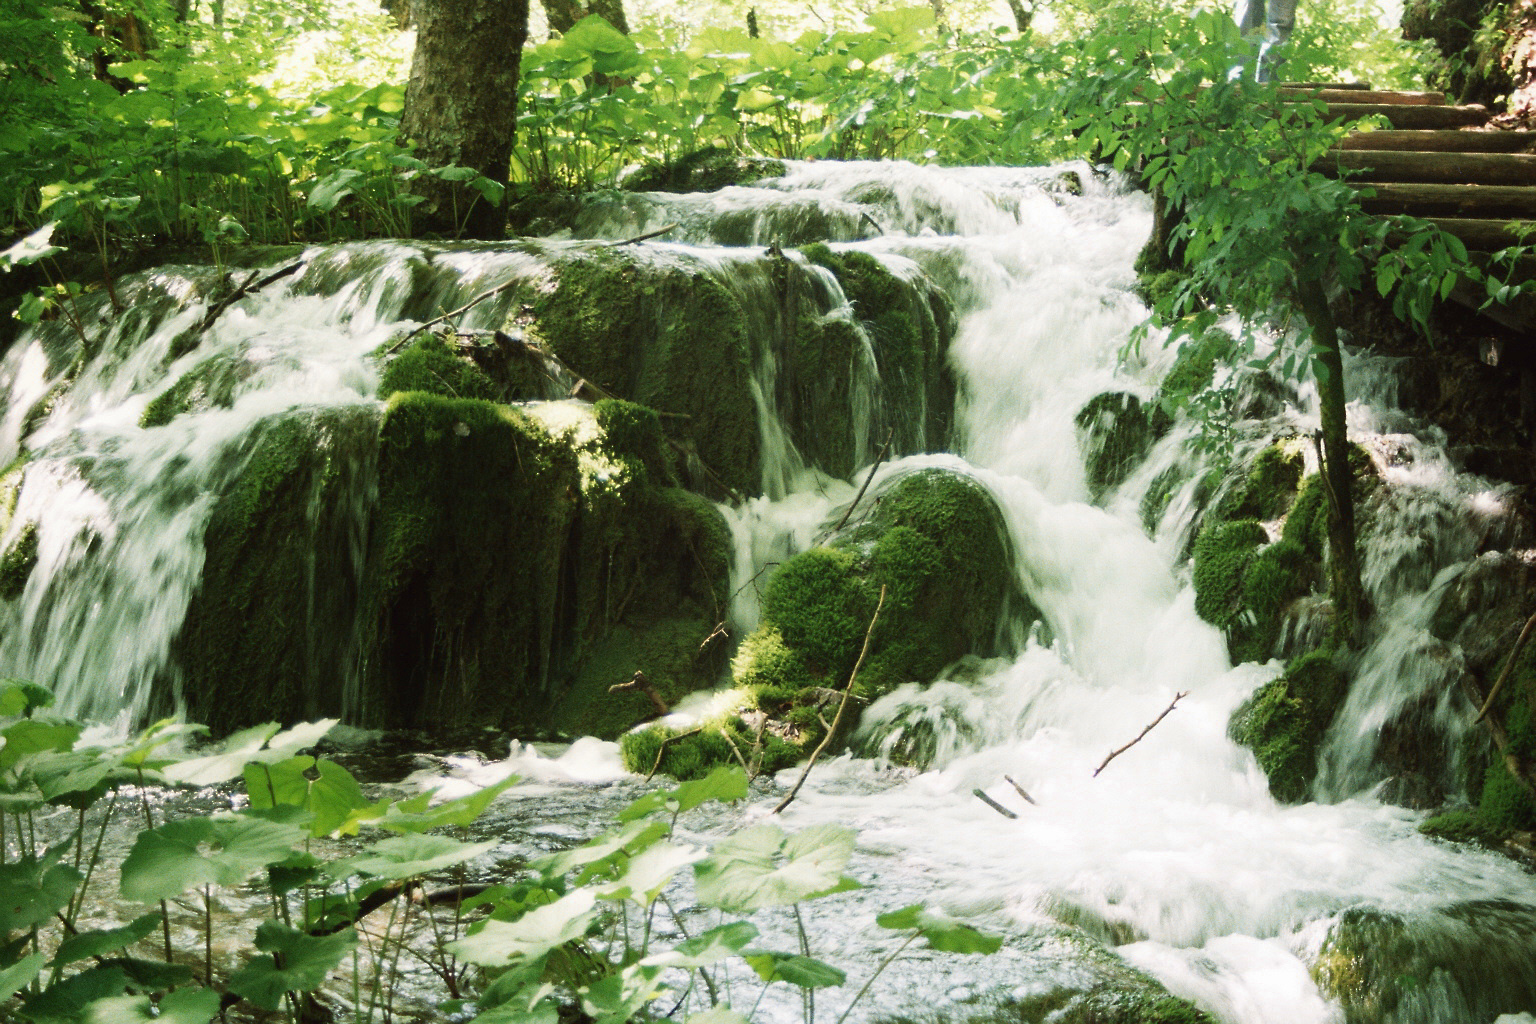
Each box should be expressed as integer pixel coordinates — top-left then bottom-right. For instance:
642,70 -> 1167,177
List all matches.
698,621 -> 729,652
610,670 -> 670,718
1003,774 -> 1038,805
774,585 -> 887,814
387,278 -> 522,354
831,428 -> 895,535
1093,692 -> 1188,778
973,789 -> 1018,819
1476,610 -> 1536,723
195,259 -> 304,335
646,727 -> 703,783
858,211 -> 885,237
604,223 -> 679,246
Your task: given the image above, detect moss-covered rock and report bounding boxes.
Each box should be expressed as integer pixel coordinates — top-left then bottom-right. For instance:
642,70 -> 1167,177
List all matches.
619,715 -> 801,779
719,469 -> 1030,772
622,148 -> 787,194
1313,901 -> 1536,1024
1192,518 -> 1268,633
1419,807 -> 1514,847
172,405 -> 383,732
140,357 -> 242,428
1075,391 -> 1168,502
377,333 -> 503,402
523,248 -> 758,496
0,521 -> 39,601
1229,648 -> 1349,803
1158,328 -> 1234,402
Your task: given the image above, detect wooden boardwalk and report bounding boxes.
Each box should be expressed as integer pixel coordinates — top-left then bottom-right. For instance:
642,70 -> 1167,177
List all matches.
1295,83 -> 1535,334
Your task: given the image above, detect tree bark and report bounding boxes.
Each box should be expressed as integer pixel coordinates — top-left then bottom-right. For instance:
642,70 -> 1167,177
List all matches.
1294,275 -> 1368,647
540,0 -> 626,35
1005,0 -> 1033,33
399,0 -> 529,239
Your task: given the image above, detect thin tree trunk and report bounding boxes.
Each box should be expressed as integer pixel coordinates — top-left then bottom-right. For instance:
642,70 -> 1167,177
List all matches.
540,0 -> 584,34
1005,0 -> 1032,33
399,0 -> 529,239
1294,274 -> 1368,647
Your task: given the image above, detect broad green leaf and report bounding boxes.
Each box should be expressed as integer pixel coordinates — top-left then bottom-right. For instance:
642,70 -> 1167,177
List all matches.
226,921 -> 358,1011
0,680 -> 54,716
49,913 -> 162,967
19,965 -> 131,1019
580,963 -> 663,1024
0,953 -> 45,1003
594,839 -> 705,905
0,844 -> 83,931
0,717 -> 83,770
693,823 -> 856,911
874,905 -> 1003,954
0,225 -> 64,273
642,921 -> 757,969
98,956 -> 195,990
245,756 -> 369,837
307,169 -> 363,211
448,889 -> 598,966
370,773 -> 519,833
81,986 -> 222,1024
163,720 -> 335,787
328,833 -> 498,882
117,720 -> 206,768
533,819 -> 668,880
618,765 -> 747,822
685,1008 -> 750,1024
741,951 -> 847,988
473,1000 -> 560,1024
120,812 -> 306,902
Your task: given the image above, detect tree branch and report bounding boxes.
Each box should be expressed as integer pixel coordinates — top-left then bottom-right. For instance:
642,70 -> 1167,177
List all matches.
1093,692 -> 1188,777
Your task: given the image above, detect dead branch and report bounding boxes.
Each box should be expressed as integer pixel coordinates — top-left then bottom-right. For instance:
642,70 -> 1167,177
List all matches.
1476,610 -> 1536,723
774,585 -> 887,814
646,727 -> 703,783
831,427 -> 895,535
973,789 -> 1019,819
1093,692 -> 1188,778
610,670 -> 670,718
195,260 -> 303,335
698,621 -> 729,652
858,211 -> 885,236
1004,774 -> 1038,805
604,223 -> 679,246
387,277 -> 522,354
719,727 -> 752,775
1460,673 -> 1536,807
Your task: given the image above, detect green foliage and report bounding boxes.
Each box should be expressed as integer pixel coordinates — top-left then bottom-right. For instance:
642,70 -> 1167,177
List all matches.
378,333 -> 504,402
1229,648 -> 1349,802
1419,808 -> 1513,847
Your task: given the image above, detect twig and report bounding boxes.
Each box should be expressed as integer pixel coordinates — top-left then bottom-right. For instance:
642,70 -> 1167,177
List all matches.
973,789 -> 1018,819
831,428 -> 896,535
604,223 -> 679,246
387,278 -> 522,354
1093,692 -> 1188,777
194,259 -> 303,335
646,727 -> 703,783
1003,775 -> 1038,805
719,727 -> 752,775
698,621 -> 729,652
858,211 -> 885,236
773,586 -> 887,814
610,670 -> 670,718
1477,610 -> 1536,723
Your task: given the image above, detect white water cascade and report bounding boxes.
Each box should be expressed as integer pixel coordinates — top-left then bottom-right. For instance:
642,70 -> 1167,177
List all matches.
1,160 -> 1533,1024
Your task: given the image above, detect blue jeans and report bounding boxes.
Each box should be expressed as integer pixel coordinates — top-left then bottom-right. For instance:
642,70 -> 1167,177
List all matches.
1233,0 -> 1297,82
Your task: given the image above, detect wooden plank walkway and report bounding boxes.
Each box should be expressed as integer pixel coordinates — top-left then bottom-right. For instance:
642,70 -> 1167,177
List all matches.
1294,83 -> 1535,333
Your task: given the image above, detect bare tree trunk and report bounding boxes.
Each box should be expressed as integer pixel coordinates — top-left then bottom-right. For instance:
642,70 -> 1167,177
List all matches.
400,0 -> 529,239
381,0 -> 412,29
1005,0 -> 1033,33
540,0 -> 626,34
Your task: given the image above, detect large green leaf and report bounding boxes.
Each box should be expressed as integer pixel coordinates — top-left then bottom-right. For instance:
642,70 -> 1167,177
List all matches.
593,840 -> 705,906
0,953 -> 45,1003
119,813 -> 306,902
473,1000 -> 560,1024
79,987 -> 221,1024
0,680 -> 54,717
328,833 -> 497,882
533,820 -> 668,881
448,889 -> 598,967
874,905 -> 1003,954
0,844 -> 83,931
693,823 -> 857,911
369,773 -> 519,833
18,965 -> 132,1020
741,951 -> 847,988
0,224 -> 64,272
49,914 -> 162,968
162,720 -> 336,787
579,963 -> 663,1024
642,921 -> 756,970
226,921 -> 358,1011
0,717 -> 83,771
618,766 -> 747,822
245,756 -> 369,837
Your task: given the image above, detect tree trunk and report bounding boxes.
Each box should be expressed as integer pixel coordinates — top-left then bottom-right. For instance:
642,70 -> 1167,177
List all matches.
1005,0 -> 1033,33
1295,275 -> 1368,647
930,0 -> 949,31
399,0 -> 529,239
381,0 -> 412,29
540,0 -> 583,34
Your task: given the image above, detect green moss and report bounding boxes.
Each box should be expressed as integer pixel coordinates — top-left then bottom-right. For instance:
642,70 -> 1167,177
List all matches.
0,522 -> 39,601
1159,328 -> 1233,399
377,333 -> 501,402
790,314 -> 858,478
1419,809 -> 1513,847
762,546 -> 875,680
622,148 -> 786,194
1282,473 -> 1330,560
620,716 -> 801,780
1191,518 -> 1267,630
1478,762 -> 1536,831
1229,648 -> 1348,802
1214,441 -> 1304,523
593,398 -> 672,485
140,357 -> 240,428
1075,392 -> 1167,502
528,249 -> 758,495
172,406 -> 382,732
1229,539 -> 1315,663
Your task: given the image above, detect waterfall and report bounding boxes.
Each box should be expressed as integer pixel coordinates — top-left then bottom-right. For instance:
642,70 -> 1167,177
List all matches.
2,159 -> 1534,1024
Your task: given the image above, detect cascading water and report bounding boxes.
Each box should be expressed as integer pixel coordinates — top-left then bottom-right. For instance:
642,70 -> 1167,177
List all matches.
2,159 -> 1534,1024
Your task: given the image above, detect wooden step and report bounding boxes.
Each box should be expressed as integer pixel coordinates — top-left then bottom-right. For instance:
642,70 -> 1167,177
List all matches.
1336,130 -> 1536,153
1316,103 -> 1490,129
1316,150 -> 1536,186
1424,218 -> 1536,252
1282,87 -> 1446,105
1357,182 -> 1536,218
1282,81 -> 1373,90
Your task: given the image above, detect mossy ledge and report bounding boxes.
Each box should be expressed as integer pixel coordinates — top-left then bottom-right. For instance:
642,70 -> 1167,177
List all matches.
1228,648 -> 1349,803
625,469 -> 1035,779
